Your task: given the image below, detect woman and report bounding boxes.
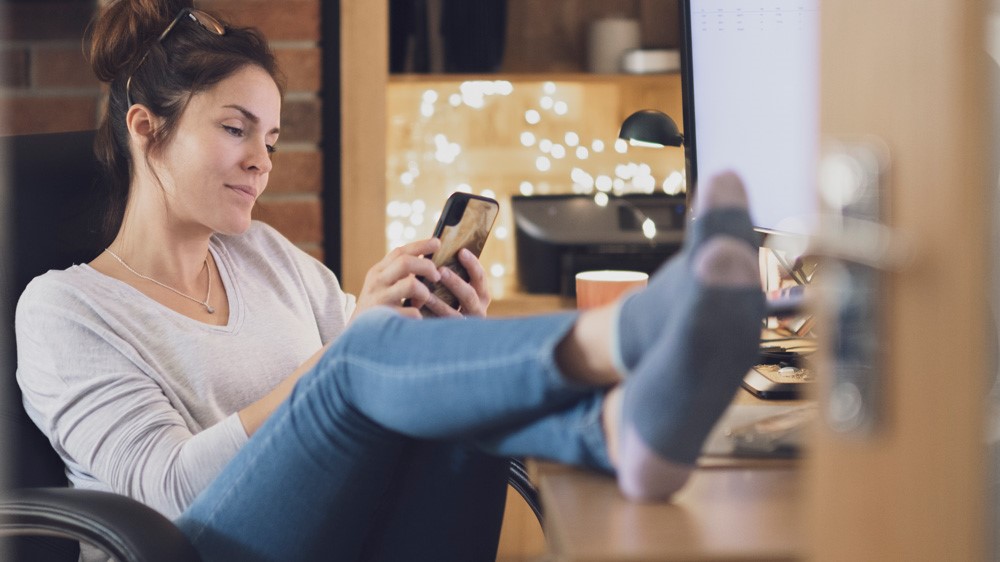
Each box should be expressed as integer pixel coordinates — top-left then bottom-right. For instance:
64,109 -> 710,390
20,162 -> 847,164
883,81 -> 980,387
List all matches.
15,1 -> 765,560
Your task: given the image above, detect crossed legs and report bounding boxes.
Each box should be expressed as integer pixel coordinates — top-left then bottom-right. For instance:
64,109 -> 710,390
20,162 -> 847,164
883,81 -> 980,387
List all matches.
177,172 -> 763,560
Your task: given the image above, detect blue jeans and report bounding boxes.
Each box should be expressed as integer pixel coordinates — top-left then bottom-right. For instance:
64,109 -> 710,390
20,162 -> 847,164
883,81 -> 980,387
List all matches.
175,308 -> 613,561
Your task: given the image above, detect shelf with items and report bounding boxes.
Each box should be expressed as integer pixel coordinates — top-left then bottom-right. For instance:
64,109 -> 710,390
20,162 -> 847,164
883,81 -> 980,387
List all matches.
389,1 -> 681,78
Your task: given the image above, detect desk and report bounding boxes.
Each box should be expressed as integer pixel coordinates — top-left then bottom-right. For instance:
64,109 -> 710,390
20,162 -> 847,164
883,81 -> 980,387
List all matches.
537,391 -> 806,561
490,294 -> 807,561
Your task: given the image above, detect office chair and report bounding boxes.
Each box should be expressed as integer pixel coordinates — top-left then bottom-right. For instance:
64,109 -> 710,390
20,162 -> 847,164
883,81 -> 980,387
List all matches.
0,130 -> 542,561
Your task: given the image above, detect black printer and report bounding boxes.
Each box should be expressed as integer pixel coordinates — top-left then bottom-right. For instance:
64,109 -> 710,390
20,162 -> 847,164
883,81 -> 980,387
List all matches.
512,193 -> 686,296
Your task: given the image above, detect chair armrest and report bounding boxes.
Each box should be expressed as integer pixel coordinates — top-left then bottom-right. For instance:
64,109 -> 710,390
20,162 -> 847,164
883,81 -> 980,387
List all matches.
0,488 -> 201,562
507,459 -> 543,525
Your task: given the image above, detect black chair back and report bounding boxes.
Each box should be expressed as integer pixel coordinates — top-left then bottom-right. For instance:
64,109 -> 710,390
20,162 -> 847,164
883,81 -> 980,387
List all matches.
1,130 -> 105,560
2,130 -> 105,490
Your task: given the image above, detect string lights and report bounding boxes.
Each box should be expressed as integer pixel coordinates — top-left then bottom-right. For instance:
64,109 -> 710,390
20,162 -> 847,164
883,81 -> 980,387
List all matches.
386,79 -> 686,287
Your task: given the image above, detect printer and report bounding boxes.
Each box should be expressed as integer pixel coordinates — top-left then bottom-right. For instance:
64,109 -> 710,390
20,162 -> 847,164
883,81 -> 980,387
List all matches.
512,193 -> 686,296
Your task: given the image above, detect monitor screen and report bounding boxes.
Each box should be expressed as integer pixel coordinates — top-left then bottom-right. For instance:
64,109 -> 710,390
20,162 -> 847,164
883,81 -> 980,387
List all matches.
680,0 -> 820,236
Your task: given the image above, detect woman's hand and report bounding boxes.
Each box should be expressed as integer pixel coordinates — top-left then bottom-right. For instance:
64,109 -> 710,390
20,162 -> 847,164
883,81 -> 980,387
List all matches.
352,241 -> 491,321
353,238 -> 443,320
423,248 -> 491,318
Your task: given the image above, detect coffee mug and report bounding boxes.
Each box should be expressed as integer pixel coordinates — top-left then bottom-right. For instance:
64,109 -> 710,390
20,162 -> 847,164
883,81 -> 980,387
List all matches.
575,270 -> 649,310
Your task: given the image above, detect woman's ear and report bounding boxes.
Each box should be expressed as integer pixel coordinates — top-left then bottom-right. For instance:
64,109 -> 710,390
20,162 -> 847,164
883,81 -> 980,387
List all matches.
125,104 -> 159,150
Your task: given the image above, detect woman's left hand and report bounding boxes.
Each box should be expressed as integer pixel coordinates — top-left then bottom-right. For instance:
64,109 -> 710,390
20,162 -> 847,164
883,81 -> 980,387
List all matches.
422,248 -> 491,318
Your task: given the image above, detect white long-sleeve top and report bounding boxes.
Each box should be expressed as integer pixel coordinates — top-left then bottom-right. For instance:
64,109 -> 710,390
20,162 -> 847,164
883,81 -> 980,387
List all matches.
15,221 -> 356,519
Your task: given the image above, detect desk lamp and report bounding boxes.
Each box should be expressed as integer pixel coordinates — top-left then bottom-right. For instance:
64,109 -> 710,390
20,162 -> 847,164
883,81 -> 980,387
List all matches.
611,109 -> 685,242
618,109 -> 684,148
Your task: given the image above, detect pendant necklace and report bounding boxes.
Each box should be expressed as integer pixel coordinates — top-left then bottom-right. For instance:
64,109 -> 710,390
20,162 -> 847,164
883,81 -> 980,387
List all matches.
105,248 -> 215,314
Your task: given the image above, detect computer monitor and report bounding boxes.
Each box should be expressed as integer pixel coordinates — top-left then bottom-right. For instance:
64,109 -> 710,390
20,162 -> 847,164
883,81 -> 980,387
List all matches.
680,2 -> 821,398
680,0 -> 821,237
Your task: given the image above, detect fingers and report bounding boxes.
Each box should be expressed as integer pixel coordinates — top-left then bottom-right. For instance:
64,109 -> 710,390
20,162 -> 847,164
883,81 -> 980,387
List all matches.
357,241 -> 492,319
458,248 -> 491,308
384,238 -> 440,263
378,254 -> 441,287
357,238 -> 441,312
371,239 -> 440,280
421,292 -> 463,318
437,249 -> 491,317
384,275 -> 434,307
436,268 -> 479,315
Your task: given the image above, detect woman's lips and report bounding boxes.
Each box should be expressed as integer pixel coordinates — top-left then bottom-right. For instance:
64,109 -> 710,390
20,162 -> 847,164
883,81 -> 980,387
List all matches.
226,184 -> 257,201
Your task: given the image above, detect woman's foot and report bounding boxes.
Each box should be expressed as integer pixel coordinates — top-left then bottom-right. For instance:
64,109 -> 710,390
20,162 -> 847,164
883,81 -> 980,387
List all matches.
610,173 -> 764,501
612,171 -> 758,374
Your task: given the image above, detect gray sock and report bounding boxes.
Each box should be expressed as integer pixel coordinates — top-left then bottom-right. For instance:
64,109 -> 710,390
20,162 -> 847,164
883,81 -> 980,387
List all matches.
613,172 -> 757,374
617,237 -> 764,500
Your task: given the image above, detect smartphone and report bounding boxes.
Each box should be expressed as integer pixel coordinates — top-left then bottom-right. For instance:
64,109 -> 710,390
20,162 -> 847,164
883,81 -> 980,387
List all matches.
413,192 -> 499,316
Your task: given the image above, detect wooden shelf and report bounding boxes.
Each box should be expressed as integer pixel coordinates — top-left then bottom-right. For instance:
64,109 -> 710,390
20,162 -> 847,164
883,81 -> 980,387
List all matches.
388,72 -> 681,84
489,292 -> 574,317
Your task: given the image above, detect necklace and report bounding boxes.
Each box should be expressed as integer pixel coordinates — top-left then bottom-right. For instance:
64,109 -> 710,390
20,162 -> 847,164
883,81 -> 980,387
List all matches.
105,248 -> 215,314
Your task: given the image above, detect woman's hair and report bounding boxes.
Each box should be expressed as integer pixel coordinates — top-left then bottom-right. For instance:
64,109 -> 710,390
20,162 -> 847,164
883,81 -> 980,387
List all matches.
85,0 -> 285,244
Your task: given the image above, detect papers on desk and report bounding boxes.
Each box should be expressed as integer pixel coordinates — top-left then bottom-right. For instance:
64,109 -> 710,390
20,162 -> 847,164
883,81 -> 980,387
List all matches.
700,403 -> 817,464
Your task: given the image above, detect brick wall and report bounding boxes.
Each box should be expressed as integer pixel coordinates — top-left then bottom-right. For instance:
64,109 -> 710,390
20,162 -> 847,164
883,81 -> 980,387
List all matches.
0,0 -> 326,260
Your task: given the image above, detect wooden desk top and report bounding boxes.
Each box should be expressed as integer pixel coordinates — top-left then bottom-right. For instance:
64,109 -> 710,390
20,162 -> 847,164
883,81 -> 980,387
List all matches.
537,392 -> 807,561
538,464 -> 803,561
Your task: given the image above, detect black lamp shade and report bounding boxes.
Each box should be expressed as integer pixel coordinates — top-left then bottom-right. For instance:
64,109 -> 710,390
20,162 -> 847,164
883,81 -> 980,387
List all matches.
618,109 -> 684,147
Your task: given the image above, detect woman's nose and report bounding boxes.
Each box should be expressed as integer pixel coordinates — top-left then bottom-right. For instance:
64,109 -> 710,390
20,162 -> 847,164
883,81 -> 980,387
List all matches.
245,142 -> 273,174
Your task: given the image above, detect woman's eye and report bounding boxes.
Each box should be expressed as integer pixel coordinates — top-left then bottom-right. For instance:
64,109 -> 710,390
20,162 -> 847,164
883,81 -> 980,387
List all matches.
266,144 -> 277,155
222,125 -> 244,137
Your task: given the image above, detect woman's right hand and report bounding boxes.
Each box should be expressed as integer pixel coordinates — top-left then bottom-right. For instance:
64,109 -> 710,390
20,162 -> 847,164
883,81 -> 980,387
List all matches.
351,238 -> 444,320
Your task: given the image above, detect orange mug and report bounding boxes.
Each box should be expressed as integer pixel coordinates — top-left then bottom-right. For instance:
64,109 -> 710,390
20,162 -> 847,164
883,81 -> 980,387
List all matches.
575,270 -> 649,310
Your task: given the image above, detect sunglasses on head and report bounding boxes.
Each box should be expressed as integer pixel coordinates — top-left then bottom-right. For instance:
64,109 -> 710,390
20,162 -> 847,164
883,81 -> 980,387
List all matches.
125,8 -> 226,107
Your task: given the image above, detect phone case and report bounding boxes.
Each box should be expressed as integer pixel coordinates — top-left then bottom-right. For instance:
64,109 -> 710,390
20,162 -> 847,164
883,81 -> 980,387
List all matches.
419,192 -> 499,315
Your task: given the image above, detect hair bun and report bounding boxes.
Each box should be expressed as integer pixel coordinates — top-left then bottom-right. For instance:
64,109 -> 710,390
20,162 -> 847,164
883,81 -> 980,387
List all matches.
86,0 -> 192,83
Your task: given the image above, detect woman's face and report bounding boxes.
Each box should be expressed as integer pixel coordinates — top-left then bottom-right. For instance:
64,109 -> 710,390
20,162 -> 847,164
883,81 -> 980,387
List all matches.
151,65 -> 281,236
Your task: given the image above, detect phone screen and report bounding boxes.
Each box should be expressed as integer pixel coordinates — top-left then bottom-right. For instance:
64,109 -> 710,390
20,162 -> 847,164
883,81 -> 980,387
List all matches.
420,193 -> 499,314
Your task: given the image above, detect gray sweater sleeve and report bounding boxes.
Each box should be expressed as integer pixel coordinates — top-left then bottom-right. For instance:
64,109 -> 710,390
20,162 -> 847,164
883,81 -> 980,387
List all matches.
16,281 -> 248,519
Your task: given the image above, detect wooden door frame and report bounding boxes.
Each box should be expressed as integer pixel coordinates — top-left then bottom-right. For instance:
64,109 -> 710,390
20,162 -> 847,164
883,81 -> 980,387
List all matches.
811,1 -> 991,559
336,0 -> 389,294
